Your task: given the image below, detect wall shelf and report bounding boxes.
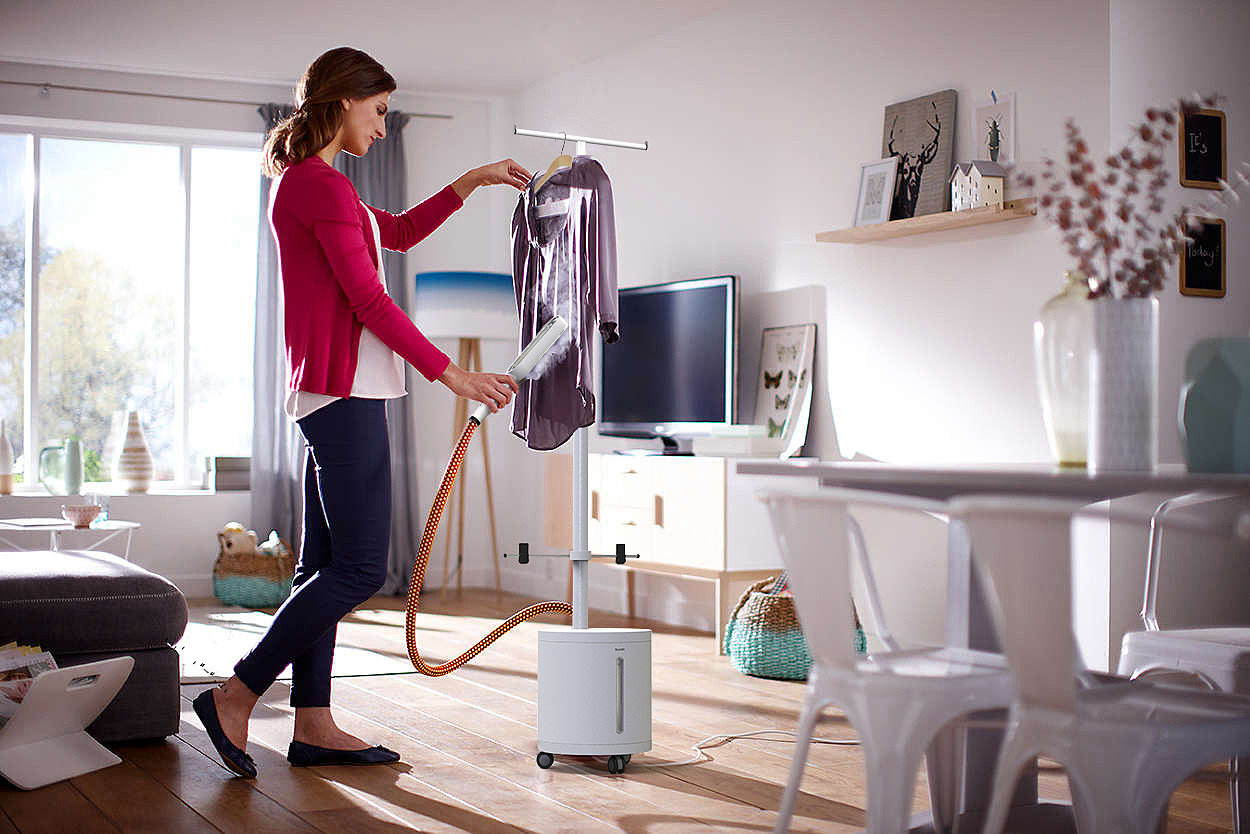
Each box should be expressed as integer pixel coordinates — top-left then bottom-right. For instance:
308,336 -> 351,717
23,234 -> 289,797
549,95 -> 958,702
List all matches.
817,197 -> 1037,243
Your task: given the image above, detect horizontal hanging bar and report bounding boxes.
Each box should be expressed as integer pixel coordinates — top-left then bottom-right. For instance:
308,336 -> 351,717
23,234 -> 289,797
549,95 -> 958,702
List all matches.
0,80 -> 454,120
514,125 -> 647,151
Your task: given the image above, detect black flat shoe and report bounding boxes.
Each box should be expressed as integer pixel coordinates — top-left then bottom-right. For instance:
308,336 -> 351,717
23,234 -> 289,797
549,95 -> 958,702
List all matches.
287,740 -> 401,767
192,688 -> 257,778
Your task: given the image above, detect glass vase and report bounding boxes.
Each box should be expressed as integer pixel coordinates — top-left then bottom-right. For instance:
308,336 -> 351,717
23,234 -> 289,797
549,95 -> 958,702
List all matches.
1033,271 -> 1092,467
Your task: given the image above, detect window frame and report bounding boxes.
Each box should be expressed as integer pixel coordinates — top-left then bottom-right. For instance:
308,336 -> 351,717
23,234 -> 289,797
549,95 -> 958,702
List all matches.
0,114 -> 263,490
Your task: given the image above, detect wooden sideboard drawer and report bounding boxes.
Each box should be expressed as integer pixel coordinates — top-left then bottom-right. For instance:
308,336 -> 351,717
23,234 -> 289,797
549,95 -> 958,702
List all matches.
598,456 -> 656,509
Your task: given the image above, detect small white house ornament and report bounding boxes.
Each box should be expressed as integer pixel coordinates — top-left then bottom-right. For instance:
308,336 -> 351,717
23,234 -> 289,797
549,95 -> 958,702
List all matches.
950,160 -> 1007,210
968,160 -> 1007,208
949,162 -> 973,211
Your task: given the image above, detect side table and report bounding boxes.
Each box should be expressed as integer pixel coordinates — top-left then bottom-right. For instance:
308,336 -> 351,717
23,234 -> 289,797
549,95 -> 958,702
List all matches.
0,519 -> 141,559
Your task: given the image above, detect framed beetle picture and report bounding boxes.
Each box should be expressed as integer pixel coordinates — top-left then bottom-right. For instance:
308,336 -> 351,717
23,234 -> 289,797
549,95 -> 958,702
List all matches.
1179,108 -> 1226,189
1179,217 -> 1225,298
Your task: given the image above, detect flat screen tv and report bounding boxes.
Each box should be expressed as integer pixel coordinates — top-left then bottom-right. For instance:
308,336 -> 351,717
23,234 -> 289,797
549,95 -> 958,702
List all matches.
598,275 -> 738,454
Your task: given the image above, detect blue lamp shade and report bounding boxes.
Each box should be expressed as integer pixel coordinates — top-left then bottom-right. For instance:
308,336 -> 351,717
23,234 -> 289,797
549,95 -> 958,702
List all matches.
1179,338 -> 1250,473
412,271 -> 517,340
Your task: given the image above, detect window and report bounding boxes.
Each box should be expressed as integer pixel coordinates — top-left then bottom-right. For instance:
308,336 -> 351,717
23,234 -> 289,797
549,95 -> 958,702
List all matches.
0,134 -> 28,470
0,125 -> 260,487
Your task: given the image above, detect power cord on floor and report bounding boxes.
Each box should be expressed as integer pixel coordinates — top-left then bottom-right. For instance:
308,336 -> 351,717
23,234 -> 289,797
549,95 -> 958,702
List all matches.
630,729 -> 860,768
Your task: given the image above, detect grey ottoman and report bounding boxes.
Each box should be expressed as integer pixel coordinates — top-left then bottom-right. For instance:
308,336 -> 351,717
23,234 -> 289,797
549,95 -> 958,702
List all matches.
0,550 -> 188,743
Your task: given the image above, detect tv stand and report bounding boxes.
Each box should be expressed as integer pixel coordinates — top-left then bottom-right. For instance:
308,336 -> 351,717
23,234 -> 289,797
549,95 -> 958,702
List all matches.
659,436 -> 694,455
613,436 -> 694,456
585,453 -> 792,652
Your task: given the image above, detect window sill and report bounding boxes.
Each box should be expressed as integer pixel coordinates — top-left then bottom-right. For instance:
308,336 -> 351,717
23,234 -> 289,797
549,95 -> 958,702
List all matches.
4,487 -> 250,498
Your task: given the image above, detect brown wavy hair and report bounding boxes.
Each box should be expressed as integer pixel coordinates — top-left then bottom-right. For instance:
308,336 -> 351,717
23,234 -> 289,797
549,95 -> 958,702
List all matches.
262,47 -> 396,178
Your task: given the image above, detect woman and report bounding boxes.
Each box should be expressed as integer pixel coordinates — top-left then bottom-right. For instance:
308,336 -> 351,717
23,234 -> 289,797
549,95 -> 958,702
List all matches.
193,46 -> 528,778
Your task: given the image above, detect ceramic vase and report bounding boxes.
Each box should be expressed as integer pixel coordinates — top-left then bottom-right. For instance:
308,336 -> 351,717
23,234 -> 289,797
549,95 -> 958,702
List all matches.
114,410 -> 154,493
1087,297 -> 1159,473
1034,271 -> 1092,467
1179,338 -> 1250,473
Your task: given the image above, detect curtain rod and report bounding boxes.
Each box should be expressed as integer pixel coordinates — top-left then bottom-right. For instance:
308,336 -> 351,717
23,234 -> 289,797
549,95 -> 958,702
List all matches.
514,126 -> 647,151
0,79 -> 454,119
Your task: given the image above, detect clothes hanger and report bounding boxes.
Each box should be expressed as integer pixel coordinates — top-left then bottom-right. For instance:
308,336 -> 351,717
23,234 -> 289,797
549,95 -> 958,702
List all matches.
534,134 -> 574,192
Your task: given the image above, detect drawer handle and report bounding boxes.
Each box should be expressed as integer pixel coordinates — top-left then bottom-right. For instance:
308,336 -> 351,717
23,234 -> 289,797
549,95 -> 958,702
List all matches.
591,490 -> 599,520
654,495 -> 664,527
624,468 -> 639,475
622,521 -> 637,527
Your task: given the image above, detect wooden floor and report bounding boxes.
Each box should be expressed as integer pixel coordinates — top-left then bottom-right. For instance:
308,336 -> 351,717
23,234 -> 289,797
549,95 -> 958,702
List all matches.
0,590 -> 1235,832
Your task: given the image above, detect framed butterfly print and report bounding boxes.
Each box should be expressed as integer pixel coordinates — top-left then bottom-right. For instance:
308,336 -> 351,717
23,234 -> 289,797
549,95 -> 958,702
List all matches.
755,323 -> 817,459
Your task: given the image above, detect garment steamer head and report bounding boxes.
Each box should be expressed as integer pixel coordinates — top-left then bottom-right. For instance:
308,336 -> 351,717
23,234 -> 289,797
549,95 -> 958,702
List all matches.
470,314 -> 568,424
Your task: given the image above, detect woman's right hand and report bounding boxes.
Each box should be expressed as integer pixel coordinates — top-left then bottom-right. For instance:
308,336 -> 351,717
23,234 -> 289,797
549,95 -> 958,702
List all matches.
438,363 -> 519,413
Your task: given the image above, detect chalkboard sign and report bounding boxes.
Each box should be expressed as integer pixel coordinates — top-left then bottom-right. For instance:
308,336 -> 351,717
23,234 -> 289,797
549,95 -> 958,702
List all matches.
1179,108 -> 1226,189
1179,218 -> 1225,298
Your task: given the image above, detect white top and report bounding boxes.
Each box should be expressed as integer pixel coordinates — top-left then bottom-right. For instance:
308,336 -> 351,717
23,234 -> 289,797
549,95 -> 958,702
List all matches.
285,203 -> 408,421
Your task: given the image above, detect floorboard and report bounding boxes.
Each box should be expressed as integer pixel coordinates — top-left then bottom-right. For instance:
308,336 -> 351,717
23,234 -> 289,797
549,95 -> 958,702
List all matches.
0,590 -> 1234,833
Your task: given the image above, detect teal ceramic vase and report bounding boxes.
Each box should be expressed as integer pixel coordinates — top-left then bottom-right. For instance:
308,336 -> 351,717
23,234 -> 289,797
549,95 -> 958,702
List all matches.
1179,338 -> 1250,473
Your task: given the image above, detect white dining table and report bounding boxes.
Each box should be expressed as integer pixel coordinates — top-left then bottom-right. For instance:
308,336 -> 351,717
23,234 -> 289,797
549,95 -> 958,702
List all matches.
735,459 -> 1250,834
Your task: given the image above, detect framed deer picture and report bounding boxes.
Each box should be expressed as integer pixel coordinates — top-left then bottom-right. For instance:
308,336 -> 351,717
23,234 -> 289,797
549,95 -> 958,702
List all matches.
881,89 -> 958,219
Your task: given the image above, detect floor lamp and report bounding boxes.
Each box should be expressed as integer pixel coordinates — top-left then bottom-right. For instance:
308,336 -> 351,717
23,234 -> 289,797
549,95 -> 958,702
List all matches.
414,271 -> 517,602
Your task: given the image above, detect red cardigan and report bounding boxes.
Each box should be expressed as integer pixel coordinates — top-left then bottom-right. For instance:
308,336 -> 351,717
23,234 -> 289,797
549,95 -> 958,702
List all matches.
269,155 -> 459,397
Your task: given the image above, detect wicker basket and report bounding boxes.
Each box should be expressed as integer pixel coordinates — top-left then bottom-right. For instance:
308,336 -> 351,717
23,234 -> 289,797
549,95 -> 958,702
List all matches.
723,577 -> 866,680
212,541 -> 295,608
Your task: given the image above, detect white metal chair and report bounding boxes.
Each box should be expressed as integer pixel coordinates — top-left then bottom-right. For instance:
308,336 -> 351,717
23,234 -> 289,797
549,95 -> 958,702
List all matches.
1117,491 -> 1250,832
953,494 -> 1250,834
759,487 -> 1014,834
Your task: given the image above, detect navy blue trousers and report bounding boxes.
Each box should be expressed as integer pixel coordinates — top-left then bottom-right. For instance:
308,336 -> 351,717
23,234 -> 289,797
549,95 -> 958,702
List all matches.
235,397 -> 391,707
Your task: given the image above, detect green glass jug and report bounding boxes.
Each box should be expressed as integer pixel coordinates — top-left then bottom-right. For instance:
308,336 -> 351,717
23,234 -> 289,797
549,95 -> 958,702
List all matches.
38,437 -> 83,496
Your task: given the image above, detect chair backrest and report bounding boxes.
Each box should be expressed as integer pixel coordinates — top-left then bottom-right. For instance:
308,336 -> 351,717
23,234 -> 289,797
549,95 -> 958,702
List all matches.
758,487 -> 949,669
759,490 -> 859,670
1140,491 -> 1243,630
950,495 -> 1084,714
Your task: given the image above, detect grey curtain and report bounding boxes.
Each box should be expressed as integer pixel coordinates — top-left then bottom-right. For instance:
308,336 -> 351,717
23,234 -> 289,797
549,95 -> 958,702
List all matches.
251,103 -> 303,552
334,111 -> 423,595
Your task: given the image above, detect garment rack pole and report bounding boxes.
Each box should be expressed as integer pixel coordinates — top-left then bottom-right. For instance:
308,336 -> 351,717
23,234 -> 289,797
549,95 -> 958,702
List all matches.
514,125 -> 647,151
514,126 -> 645,630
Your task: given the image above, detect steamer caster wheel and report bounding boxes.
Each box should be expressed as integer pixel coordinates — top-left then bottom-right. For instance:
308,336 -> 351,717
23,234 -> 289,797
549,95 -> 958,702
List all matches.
624,755 -> 631,765
607,755 -> 627,774
536,751 -> 554,769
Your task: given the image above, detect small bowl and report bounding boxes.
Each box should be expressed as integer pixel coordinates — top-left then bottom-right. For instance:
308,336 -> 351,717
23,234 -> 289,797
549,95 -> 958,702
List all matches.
61,504 -> 101,529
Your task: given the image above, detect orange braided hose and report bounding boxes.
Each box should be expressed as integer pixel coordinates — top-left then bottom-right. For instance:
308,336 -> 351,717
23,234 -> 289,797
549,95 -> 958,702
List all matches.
404,419 -> 572,676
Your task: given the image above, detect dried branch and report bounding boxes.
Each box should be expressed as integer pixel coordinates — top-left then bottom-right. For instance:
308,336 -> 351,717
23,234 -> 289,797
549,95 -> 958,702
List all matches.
1016,93 -> 1246,298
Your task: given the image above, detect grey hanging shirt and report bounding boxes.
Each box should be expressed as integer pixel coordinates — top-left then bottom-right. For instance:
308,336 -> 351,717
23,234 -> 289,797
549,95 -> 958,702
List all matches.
511,156 -> 619,450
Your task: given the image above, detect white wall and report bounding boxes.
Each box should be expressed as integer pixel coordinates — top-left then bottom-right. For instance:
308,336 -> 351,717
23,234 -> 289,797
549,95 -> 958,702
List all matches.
504,0 -> 1110,467
0,491 -> 250,597
492,0 -> 1111,629
1096,0 -> 1250,671
498,0 -> 1250,642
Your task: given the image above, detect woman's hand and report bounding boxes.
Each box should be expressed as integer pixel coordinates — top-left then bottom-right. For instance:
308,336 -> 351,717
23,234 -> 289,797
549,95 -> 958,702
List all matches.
438,363 -> 519,414
452,159 -> 532,200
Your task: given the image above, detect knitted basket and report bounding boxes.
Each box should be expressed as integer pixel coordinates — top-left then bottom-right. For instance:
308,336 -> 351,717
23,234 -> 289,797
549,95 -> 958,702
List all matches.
212,545 -> 295,608
723,578 -> 867,680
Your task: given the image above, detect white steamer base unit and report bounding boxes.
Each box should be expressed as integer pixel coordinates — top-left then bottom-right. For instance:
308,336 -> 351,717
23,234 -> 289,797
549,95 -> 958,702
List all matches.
536,627 -> 651,772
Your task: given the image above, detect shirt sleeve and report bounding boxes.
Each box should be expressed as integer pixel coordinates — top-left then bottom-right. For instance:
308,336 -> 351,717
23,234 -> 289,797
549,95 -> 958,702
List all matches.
587,162 -> 619,343
305,175 -> 450,382
366,185 -> 463,252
